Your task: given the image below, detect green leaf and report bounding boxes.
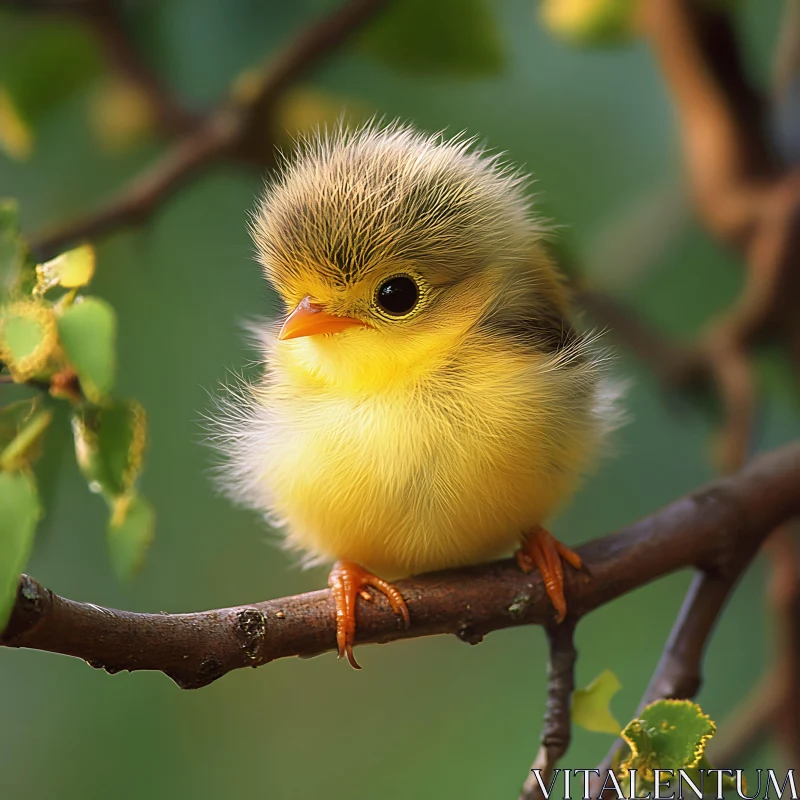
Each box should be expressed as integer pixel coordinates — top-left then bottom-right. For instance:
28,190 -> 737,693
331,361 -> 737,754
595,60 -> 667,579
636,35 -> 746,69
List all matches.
572,669 -> 622,734
0,198 -> 26,298
108,493 -> 154,580
57,297 -> 116,403
0,407 -> 52,471
661,755 -> 738,798
72,400 -> 154,578
0,299 -> 58,382
0,470 -> 40,630
619,700 -> 716,780
0,18 -> 102,124
359,0 -> 505,77
0,86 -> 33,160
4,311 -> 44,361
72,399 -> 147,499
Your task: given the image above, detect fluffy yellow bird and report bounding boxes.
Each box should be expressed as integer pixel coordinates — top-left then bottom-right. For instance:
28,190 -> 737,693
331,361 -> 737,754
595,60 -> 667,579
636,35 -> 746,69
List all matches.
217,124 -> 617,668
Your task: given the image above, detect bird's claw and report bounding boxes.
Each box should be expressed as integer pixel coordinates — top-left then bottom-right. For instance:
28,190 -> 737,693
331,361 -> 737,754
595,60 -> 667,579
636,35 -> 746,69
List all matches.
328,561 -> 410,669
515,527 -> 583,624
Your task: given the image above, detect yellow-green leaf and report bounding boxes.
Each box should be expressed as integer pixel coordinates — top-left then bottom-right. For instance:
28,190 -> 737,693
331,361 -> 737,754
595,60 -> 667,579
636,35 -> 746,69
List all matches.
57,297 -> 116,403
0,399 -> 39,450
539,0 -> 637,46
1,19 -> 102,124
572,669 -> 622,735
88,76 -> 156,153
0,470 -> 40,630
72,399 -> 147,499
0,407 -> 52,471
108,493 -> 154,580
360,0 -> 505,77
0,299 -> 59,382
0,86 -> 33,160
619,699 -> 715,781
35,243 -> 95,293
4,312 -> 43,358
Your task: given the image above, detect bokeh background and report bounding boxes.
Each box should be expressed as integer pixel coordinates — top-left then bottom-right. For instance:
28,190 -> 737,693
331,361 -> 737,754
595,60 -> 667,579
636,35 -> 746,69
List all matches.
0,1 -> 793,798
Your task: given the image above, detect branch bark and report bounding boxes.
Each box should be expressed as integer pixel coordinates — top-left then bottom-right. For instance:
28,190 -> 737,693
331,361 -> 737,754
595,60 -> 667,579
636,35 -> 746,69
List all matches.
519,621 -> 578,800
592,569 -> 745,797
596,2 -> 800,778
3,440 -> 800,690
0,0 -> 197,135
77,0 -> 198,136
708,667 -> 781,768
28,0 -> 391,259
641,0 -> 800,473
766,525 -> 800,768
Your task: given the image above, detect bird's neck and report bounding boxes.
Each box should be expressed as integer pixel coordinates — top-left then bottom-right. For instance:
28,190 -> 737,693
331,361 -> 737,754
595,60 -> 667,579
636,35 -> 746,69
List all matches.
272,325 -> 480,396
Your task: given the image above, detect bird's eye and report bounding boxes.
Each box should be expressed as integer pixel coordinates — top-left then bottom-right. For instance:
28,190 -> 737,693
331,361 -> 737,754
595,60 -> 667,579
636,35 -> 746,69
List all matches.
376,275 -> 419,317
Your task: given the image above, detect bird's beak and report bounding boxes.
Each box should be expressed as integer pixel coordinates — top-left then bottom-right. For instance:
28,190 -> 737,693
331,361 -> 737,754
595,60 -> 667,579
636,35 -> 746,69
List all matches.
278,296 -> 368,341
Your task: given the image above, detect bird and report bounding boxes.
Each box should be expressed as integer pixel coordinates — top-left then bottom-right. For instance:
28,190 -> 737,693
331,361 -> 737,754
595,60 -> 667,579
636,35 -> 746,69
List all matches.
215,123 -> 619,668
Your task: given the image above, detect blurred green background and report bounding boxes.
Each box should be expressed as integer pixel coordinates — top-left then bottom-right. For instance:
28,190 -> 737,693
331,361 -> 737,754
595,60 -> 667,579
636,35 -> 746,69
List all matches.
0,1 -> 794,798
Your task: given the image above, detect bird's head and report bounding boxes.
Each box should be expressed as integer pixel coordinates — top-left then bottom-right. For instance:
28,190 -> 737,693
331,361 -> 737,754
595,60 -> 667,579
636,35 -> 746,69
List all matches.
251,124 -> 563,390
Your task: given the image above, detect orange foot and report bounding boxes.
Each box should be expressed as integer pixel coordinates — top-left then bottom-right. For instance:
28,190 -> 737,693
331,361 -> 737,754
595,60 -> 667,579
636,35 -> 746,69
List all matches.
515,527 -> 583,624
328,561 -> 410,669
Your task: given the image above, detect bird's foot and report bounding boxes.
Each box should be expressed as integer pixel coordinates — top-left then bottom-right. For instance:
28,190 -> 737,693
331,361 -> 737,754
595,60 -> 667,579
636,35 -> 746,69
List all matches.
327,561 -> 410,669
515,527 -> 583,624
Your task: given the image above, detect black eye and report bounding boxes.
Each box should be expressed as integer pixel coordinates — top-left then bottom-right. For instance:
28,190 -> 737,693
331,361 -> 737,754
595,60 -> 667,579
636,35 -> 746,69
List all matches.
376,275 -> 419,316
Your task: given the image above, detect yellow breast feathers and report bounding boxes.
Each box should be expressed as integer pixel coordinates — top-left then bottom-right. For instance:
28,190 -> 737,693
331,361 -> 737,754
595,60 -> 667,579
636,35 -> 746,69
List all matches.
220,318 -> 609,578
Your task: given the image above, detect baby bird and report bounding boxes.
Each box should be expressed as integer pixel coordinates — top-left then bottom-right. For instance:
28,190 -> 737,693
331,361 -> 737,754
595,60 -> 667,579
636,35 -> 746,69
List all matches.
218,124 -> 616,668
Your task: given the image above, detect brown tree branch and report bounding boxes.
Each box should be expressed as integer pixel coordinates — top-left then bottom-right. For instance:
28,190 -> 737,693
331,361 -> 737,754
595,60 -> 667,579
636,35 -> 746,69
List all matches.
591,3 -> 800,781
766,525 -> 800,768
592,569 -> 745,797
697,527 -> 800,772
774,0 -> 800,163
28,0 -> 391,259
580,8 -> 800,785
4,2 -> 799,790
707,667 -> 781,768
2,440 -> 799,690
571,281 -> 709,391
31,114 -> 238,257
774,0 -> 800,101
0,0 -> 196,135
8,0 -> 726,436
640,571 -> 738,704
519,621 -> 578,800
641,0 -> 774,241
640,0 -> 800,473
78,0 -> 199,137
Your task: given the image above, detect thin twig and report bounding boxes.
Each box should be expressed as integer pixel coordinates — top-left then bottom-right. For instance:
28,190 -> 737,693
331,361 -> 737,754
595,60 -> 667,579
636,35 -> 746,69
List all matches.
78,0 -> 198,136
641,0 -> 800,473
28,0 -> 391,259
571,281 -> 709,391
767,525 -> 800,768
31,115 -> 238,257
707,526 -> 800,770
708,667 -> 781,768
592,569 -> 743,797
616,1 -> 800,775
519,621 -> 577,800
773,0 -> 800,162
0,0 -> 196,137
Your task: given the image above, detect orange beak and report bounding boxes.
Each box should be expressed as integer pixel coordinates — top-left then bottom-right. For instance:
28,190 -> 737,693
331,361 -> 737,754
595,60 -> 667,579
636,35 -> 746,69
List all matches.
278,296 -> 368,341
